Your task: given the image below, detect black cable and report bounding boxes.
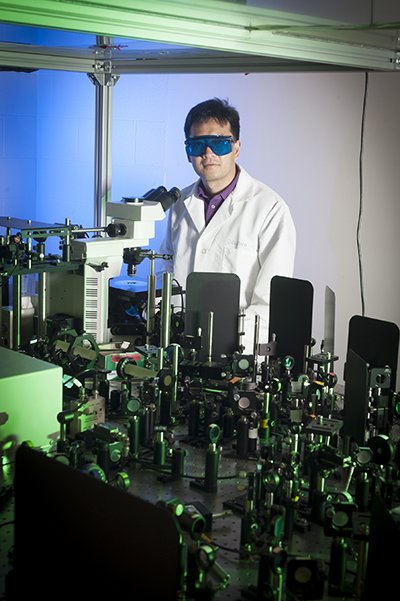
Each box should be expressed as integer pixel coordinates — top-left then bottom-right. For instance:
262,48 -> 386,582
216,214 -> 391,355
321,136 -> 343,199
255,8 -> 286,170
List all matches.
207,542 -> 242,554
0,521 -> 14,529
355,0 -> 374,318
357,71 -> 369,317
204,538 -> 261,556
62,367 -> 98,386
172,277 -> 185,314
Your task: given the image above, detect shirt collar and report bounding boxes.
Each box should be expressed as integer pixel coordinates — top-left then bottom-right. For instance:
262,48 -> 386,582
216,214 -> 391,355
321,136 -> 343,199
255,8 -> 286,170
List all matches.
197,164 -> 240,204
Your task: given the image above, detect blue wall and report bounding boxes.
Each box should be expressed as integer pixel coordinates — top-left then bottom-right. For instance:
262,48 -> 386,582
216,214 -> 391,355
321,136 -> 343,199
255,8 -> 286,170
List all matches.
0,25 -> 96,231
0,45 -> 37,219
0,26 -> 172,265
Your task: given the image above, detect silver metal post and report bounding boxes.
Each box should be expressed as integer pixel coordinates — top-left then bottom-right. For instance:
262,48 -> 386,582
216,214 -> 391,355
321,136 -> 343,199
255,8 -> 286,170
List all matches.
94,82 -> 112,227
38,272 -> 47,337
12,274 -> 21,349
207,311 -> 214,363
238,308 -> 245,352
157,346 -> 164,372
171,343 -> 180,413
146,251 -> 156,346
157,271 -> 172,418
156,346 -> 164,423
252,313 -> 260,382
89,37 -> 120,228
355,539 -> 369,600
27,236 -> 32,270
344,463 -> 355,492
63,217 -> 71,262
160,272 -> 172,350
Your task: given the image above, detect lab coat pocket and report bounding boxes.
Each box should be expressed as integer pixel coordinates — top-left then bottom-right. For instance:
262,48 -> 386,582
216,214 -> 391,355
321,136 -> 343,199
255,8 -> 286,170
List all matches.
222,242 -> 259,299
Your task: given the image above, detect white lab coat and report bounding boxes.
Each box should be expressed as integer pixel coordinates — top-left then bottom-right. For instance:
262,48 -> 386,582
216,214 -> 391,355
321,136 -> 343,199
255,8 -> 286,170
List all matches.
158,166 -> 296,352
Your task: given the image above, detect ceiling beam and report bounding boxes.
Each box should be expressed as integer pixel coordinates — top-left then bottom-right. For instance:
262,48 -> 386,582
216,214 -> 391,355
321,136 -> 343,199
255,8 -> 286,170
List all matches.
0,0 -> 398,71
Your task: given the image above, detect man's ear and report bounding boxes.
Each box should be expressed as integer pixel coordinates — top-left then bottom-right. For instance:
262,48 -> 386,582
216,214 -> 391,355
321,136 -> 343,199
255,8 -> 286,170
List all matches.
234,140 -> 241,160
187,152 -> 192,164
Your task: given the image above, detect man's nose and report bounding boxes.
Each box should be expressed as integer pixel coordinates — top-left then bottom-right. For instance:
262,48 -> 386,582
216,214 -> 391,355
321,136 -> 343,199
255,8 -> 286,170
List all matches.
203,145 -> 214,157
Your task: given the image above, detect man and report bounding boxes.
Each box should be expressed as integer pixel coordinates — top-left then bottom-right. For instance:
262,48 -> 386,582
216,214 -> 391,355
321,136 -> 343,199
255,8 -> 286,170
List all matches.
158,98 -> 296,352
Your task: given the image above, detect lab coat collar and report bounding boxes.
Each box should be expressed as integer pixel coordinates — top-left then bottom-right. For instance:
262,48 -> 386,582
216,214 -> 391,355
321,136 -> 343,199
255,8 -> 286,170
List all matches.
183,164 -> 253,234
183,181 -> 206,235
229,165 -> 254,204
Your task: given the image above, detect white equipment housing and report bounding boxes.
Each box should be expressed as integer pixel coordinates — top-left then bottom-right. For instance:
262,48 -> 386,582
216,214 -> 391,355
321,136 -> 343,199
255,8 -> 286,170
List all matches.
46,199 -> 166,343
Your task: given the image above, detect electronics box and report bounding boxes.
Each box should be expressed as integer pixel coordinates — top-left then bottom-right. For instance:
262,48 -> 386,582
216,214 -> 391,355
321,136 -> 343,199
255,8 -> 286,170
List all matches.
0,347 -> 62,458
98,343 -> 144,371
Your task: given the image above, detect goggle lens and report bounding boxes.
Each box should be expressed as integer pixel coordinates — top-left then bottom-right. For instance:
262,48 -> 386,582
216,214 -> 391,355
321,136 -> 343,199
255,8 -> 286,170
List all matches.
185,136 -> 234,157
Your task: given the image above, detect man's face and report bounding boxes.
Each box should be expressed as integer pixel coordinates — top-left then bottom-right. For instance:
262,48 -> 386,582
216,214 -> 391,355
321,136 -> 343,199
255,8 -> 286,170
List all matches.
187,118 -> 241,194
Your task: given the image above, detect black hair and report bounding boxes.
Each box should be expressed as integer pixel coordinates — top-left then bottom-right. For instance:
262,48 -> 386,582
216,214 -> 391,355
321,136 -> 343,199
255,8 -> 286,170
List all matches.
184,98 -> 240,141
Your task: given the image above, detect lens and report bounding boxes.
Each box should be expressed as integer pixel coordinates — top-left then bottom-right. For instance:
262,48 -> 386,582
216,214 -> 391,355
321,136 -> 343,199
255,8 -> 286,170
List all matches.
185,136 -> 233,157
209,138 -> 233,156
186,140 -> 204,156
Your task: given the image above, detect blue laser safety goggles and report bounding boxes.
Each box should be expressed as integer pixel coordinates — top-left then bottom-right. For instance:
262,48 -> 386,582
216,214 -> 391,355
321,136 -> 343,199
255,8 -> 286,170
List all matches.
184,135 -> 234,157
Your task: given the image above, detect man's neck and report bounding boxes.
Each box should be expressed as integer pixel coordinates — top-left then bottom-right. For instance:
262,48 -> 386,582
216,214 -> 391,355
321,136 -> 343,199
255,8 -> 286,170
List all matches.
200,166 -> 239,198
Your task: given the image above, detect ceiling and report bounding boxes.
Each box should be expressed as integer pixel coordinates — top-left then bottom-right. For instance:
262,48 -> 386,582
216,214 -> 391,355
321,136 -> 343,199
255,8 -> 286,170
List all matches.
0,0 -> 399,73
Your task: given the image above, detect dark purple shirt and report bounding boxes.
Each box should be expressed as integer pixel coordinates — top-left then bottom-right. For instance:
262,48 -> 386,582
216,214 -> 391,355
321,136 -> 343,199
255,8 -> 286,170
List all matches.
197,165 -> 240,226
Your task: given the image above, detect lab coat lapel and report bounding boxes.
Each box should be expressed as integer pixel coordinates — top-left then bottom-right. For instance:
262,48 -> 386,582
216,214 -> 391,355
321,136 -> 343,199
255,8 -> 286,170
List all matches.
184,189 -> 206,235
202,166 -> 252,235
202,194 -> 233,234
